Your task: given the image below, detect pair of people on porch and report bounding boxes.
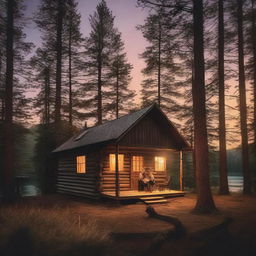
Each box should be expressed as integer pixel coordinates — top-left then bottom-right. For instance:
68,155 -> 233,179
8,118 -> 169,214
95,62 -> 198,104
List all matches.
138,167 -> 155,192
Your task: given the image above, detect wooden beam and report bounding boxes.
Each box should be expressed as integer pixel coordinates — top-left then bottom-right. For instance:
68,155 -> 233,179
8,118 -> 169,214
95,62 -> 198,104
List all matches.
107,145 -> 177,152
179,150 -> 183,191
115,144 -> 120,198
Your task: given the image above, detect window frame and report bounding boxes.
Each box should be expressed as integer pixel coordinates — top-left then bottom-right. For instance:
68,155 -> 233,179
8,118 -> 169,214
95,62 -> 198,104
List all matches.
154,156 -> 166,172
132,155 -> 144,172
109,154 -> 124,172
76,155 -> 86,174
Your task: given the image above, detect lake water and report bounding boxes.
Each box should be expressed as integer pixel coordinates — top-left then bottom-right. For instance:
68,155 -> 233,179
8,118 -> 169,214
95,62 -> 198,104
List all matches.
18,176 -> 244,197
21,184 -> 41,197
228,175 -> 243,192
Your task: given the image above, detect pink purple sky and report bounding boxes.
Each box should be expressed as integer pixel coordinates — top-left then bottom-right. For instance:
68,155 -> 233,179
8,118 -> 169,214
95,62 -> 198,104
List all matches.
23,0 -> 247,148
24,0 -> 149,100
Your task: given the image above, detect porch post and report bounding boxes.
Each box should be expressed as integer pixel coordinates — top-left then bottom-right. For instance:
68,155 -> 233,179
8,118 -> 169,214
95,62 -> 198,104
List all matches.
179,150 -> 184,191
115,144 -> 120,198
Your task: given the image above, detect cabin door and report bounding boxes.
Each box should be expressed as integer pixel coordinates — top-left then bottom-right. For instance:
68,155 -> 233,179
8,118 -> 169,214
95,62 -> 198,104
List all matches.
130,156 -> 144,190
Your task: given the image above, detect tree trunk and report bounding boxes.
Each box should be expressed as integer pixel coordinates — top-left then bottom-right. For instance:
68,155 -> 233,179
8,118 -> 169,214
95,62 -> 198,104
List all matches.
218,0 -> 229,195
1,97 -> 4,121
157,20 -> 161,107
97,15 -> 104,125
191,62 -> 197,191
47,68 -> 50,124
116,64 -> 119,119
44,68 -> 48,124
251,0 -> 256,144
237,0 -> 251,194
251,0 -> 256,186
0,49 -> 4,122
3,0 -> 15,201
192,0 -> 216,213
97,52 -> 102,124
44,67 -> 50,125
55,0 -> 64,124
68,23 -> 72,126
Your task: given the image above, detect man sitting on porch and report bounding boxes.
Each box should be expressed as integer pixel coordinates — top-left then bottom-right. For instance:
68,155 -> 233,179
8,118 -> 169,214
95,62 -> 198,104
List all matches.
138,167 -> 155,192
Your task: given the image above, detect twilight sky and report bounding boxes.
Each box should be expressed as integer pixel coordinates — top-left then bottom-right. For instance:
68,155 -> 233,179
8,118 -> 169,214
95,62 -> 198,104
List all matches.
23,0 -> 245,148
24,0 -> 149,100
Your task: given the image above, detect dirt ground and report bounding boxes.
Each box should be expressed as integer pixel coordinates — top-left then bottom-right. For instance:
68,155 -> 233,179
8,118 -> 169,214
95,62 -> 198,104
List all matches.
21,193 -> 256,232
19,193 -> 256,256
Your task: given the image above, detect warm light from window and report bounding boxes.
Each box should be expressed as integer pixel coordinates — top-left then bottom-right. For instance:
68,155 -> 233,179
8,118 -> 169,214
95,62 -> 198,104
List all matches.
109,154 -> 124,171
77,156 -> 86,173
132,156 -> 143,172
155,156 -> 166,171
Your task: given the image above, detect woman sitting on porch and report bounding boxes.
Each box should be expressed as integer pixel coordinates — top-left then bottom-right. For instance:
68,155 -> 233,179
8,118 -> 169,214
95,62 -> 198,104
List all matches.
138,167 -> 155,192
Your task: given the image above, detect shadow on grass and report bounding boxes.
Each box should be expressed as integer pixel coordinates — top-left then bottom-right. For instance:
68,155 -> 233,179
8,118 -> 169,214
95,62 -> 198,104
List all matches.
2,227 -> 35,256
1,227 -> 112,256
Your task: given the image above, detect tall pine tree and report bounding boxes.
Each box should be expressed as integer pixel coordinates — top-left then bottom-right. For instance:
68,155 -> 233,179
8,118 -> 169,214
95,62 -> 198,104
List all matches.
237,0 -> 251,194
192,0 -> 216,212
85,0 -> 134,123
0,1 -> 5,122
106,32 -> 135,119
62,0 -> 85,127
138,7 -> 183,117
218,0 -> 229,194
1,0 -> 32,200
30,47 -> 55,125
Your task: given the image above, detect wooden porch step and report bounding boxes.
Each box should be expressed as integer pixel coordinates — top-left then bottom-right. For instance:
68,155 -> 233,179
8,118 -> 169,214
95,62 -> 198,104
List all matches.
140,196 -> 168,204
143,199 -> 168,204
140,196 -> 164,200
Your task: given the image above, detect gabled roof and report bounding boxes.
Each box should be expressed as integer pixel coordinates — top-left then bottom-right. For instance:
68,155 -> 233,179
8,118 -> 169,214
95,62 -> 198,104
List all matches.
53,104 -> 190,153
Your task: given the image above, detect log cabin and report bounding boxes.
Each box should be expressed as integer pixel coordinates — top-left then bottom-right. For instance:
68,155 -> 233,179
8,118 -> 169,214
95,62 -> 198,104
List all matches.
53,104 -> 191,203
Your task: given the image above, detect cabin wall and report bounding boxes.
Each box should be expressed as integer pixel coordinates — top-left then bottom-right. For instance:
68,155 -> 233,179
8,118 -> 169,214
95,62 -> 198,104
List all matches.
56,151 -> 100,199
101,146 -> 179,193
101,148 -> 131,192
56,146 -> 182,198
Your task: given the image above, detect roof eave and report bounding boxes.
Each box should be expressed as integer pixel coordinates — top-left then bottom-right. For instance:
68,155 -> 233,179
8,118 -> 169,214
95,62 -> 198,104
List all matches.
52,139 -> 117,154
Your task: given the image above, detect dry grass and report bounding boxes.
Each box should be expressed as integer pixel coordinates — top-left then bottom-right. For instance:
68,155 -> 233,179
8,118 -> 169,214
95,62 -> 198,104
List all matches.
1,194 -> 256,256
0,206 -> 110,256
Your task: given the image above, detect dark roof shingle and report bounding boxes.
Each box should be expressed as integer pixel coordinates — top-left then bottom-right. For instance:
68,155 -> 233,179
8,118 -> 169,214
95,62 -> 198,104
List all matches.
53,105 -> 153,153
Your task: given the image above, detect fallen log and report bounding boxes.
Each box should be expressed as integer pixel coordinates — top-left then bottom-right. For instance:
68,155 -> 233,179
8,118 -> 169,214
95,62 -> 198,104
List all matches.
146,205 -> 186,238
141,206 -> 186,256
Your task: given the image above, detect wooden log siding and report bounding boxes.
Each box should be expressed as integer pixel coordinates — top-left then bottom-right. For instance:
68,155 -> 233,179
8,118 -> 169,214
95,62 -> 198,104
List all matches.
119,114 -> 177,149
101,146 -> 175,192
101,151 -> 131,192
57,153 -> 100,199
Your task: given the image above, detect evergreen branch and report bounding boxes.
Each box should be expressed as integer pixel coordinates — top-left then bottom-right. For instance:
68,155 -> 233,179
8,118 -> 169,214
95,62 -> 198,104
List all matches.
138,0 -> 191,13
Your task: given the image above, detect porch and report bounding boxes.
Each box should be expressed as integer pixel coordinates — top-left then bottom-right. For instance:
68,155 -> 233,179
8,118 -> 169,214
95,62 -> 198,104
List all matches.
101,189 -> 185,200
101,146 -> 185,198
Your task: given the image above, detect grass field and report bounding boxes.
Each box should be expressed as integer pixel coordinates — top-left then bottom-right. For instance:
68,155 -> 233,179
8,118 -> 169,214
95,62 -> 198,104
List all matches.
0,205 -> 110,256
0,193 -> 256,256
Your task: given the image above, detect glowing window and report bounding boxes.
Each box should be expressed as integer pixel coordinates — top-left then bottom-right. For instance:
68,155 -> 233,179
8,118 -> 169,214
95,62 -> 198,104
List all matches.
109,154 -> 124,171
76,156 -> 86,173
155,156 -> 166,172
132,156 -> 144,172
